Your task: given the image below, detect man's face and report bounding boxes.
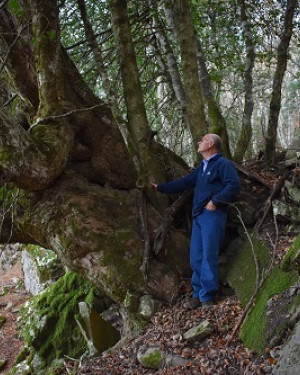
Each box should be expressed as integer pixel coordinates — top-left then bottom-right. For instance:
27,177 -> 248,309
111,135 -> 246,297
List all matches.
197,135 -> 213,154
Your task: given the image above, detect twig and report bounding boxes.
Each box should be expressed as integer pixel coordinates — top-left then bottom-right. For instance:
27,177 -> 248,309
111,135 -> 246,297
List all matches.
28,103 -> 107,131
2,94 -> 18,108
234,163 -> 272,188
138,191 -> 151,280
153,189 -> 193,255
255,169 -> 291,231
0,23 -> 30,75
0,0 -> 9,11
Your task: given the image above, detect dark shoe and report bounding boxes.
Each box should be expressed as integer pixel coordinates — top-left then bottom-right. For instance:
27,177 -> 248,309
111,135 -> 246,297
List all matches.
183,297 -> 201,310
201,301 -> 215,310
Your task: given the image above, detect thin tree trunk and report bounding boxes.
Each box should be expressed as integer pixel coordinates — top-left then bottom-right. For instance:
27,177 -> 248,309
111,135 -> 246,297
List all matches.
233,0 -> 255,162
109,0 -> 167,195
264,0 -> 297,166
195,40 -> 231,158
76,0 -> 128,141
149,0 -> 190,131
0,7 -> 39,116
172,0 -> 207,152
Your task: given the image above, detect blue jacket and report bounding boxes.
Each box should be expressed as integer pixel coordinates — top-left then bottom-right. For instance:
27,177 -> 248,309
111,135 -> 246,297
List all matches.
157,153 -> 240,218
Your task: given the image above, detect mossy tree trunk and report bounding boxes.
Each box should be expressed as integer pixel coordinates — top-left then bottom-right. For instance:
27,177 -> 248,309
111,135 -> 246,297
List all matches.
172,0 -> 207,153
195,40 -> 232,159
0,0 -> 190,315
109,0 -> 168,194
233,0 -> 255,163
264,0 -> 297,166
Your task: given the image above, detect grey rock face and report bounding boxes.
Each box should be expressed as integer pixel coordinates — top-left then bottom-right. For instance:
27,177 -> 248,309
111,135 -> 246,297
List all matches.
21,247 -> 64,295
273,321 -> 300,374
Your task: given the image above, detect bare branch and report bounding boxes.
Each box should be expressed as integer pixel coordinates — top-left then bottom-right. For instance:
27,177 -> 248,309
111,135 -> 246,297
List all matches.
138,191 -> 151,280
29,103 -> 107,131
0,23 -> 30,76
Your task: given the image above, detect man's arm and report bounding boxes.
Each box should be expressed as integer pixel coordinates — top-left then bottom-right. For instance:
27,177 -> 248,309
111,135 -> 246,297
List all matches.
153,168 -> 198,195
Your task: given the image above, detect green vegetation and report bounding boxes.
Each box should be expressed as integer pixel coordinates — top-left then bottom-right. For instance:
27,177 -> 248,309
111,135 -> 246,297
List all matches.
227,232 -> 270,306
139,349 -> 164,369
239,266 -> 298,352
17,272 -> 94,373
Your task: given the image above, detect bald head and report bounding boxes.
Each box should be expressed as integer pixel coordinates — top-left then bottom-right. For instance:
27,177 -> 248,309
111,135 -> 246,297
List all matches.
206,134 -> 222,151
197,133 -> 223,158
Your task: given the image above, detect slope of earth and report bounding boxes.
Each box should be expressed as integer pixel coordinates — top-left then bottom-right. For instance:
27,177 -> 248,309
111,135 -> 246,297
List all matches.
0,260 -> 29,374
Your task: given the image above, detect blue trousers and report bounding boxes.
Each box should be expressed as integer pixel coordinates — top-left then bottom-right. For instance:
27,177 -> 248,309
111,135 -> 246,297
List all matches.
190,209 -> 227,302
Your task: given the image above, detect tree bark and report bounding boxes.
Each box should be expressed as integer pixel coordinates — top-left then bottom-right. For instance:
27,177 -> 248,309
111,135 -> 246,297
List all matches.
76,0 -> 128,142
264,0 -> 297,166
149,0 -> 190,131
233,0 -> 255,163
0,0 -> 190,314
171,0 -> 207,152
108,0 -> 169,217
0,5 -> 39,116
195,40 -> 232,158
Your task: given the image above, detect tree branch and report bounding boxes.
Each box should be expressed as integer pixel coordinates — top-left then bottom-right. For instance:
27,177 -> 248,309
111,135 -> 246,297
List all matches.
153,189 -> 193,255
0,109 -> 73,191
255,169 -> 291,231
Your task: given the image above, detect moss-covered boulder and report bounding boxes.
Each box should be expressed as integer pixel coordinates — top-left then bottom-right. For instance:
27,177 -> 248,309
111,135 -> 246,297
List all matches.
14,272 -> 96,374
227,231 -> 270,306
239,267 -> 298,352
227,231 -> 299,353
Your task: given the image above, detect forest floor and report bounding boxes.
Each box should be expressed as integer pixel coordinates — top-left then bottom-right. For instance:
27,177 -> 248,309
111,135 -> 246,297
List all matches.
69,235 -> 292,375
0,259 -> 29,374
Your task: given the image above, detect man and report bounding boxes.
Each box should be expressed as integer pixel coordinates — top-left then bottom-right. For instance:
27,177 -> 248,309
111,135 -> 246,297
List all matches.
151,134 -> 240,309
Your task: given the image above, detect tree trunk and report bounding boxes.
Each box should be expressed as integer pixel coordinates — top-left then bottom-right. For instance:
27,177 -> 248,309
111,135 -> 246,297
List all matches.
195,40 -> 232,158
0,5 -> 39,116
233,0 -> 255,162
171,0 -> 207,153
76,0 -> 128,142
109,0 -> 166,191
264,0 -> 297,166
149,0 -> 190,131
0,0 -> 190,317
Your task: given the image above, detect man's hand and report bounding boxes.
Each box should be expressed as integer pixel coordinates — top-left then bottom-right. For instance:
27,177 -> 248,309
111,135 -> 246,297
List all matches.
150,182 -> 158,190
205,200 -> 216,211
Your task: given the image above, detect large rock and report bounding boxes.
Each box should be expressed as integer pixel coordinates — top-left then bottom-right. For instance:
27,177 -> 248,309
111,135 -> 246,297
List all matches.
226,230 -> 299,352
273,321 -> 300,374
137,347 -> 187,369
21,245 -> 65,295
273,200 -> 300,223
76,301 -> 120,355
183,320 -> 214,342
13,272 -> 95,374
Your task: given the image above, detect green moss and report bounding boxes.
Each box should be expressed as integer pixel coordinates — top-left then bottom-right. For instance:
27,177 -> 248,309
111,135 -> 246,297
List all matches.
227,232 -> 270,306
15,347 -> 31,365
239,266 -> 298,352
98,230 -> 145,303
18,272 -> 95,372
140,349 -> 164,369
